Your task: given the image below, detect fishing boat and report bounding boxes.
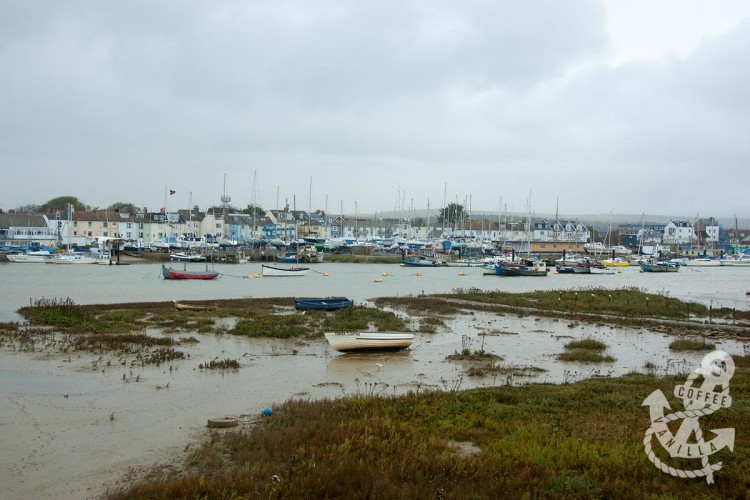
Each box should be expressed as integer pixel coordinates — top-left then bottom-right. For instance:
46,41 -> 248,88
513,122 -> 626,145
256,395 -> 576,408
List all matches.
492,259 -> 548,277
276,252 -> 299,264
261,264 -> 309,277
570,257 -> 608,274
162,264 -> 219,280
555,265 -> 575,274
324,331 -> 414,352
640,260 -> 679,273
601,257 -> 630,267
400,254 -> 447,267
170,252 -> 206,262
589,265 -> 616,275
294,297 -> 354,311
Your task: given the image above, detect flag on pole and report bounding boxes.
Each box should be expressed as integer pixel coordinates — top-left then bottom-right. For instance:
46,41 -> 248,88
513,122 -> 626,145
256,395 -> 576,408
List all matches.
169,190 -> 176,195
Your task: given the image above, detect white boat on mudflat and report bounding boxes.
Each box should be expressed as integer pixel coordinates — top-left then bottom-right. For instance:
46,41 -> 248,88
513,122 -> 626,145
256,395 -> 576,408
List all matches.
261,264 -> 309,277
324,332 -> 414,352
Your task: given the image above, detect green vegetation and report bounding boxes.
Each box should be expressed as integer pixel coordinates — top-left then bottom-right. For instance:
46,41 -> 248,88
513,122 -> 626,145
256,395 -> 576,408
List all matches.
418,316 -> 445,333
565,338 -> 608,350
199,359 -> 240,370
669,338 -> 717,351
107,356 -> 750,499
376,288 -> 750,332
14,298 -> 408,347
558,337 -> 615,363
232,314 -> 308,338
557,350 -> 616,363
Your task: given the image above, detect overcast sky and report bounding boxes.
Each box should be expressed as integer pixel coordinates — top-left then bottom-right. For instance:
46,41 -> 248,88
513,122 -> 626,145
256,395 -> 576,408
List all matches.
1,1 -> 749,218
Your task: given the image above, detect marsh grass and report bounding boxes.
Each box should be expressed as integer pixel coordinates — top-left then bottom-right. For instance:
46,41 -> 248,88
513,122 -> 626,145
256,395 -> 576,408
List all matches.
468,363 -> 546,378
199,358 -> 240,370
443,287 -> 750,323
107,356 -> 750,499
565,338 -> 608,350
557,350 -> 617,363
373,296 -> 463,315
231,315 -> 308,338
418,316 -> 445,333
559,337 -> 615,363
319,306 -> 407,332
16,298 -> 405,343
669,337 -> 717,351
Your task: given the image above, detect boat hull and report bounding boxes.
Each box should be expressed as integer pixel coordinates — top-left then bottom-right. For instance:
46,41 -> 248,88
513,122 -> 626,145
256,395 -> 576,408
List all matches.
640,263 -> 679,272
49,254 -> 98,264
162,265 -> 219,280
6,253 -> 53,263
324,332 -> 414,352
295,298 -> 354,311
261,264 -> 310,277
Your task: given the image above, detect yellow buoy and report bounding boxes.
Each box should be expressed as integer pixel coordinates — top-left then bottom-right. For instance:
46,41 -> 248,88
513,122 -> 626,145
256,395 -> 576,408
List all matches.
374,278 -> 383,283
458,272 -> 465,276
323,272 -> 330,277
382,272 -> 389,276
416,272 -> 423,277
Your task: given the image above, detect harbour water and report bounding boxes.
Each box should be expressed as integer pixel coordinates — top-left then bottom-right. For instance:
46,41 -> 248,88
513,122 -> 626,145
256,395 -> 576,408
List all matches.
0,261 -> 749,498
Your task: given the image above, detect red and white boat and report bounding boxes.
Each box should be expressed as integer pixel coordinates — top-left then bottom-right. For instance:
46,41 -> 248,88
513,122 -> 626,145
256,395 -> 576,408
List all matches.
162,264 -> 219,280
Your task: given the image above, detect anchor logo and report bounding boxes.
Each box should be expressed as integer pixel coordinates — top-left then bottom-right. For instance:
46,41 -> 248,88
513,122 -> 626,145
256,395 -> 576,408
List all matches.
642,350 -> 735,483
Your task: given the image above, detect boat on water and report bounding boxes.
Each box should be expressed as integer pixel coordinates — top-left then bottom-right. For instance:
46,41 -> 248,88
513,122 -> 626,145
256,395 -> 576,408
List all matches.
556,254 -> 584,266
640,260 -> 679,273
685,258 -> 721,267
48,253 -> 98,264
445,258 -> 485,267
589,265 -> 616,275
570,257 -> 610,274
162,264 -> 219,280
492,259 -> 548,277
400,254 -> 447,267
6,250 -> 55,263
601,257 -> 630,267
324,331 -> 414,352
261,264 -> 310,277
170,252 -> 206,262
276,252 -> 299,264
294,297 -> 354,311
720,255 -> 750,266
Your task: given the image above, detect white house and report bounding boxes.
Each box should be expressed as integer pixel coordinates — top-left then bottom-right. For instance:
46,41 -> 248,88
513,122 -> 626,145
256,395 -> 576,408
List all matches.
662,220 -> 696,244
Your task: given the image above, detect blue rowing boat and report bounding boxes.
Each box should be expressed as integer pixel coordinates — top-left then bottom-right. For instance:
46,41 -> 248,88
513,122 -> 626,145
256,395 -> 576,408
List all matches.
294,297 -> 354,311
